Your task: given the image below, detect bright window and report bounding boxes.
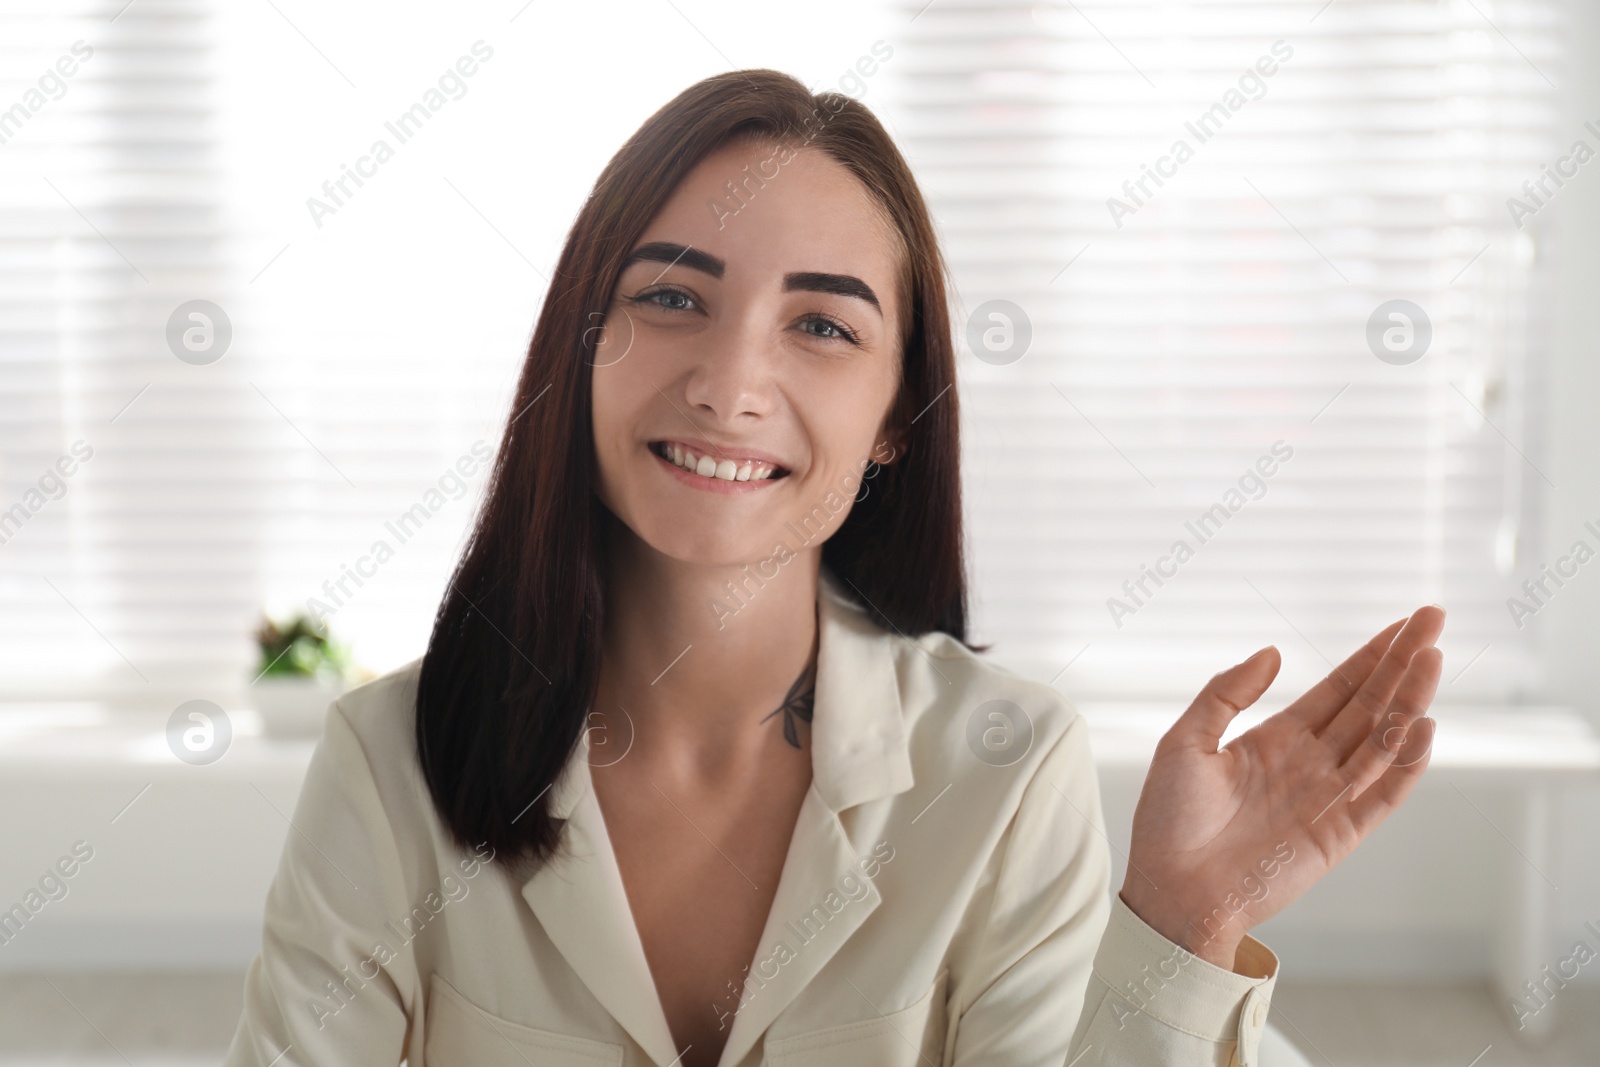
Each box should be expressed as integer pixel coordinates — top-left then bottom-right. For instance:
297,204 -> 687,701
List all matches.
0,0 -> 1560,705
880,0 -> 1562,701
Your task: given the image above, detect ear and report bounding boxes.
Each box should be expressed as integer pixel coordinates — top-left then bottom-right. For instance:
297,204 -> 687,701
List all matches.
871,427 -> 905,466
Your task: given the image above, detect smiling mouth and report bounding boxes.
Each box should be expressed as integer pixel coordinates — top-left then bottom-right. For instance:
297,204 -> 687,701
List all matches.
650,441 -> 790,484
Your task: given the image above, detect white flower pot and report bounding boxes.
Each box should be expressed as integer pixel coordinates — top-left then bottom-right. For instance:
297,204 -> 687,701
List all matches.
252,676 -> 344,738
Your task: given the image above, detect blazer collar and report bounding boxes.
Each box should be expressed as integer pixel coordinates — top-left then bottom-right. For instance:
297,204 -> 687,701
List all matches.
544,564 -> 914,822
526,565 -> 917,1066
807,565 -> 916,811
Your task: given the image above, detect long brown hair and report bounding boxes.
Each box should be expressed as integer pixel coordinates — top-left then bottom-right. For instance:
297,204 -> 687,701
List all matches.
415,69 -> 969,868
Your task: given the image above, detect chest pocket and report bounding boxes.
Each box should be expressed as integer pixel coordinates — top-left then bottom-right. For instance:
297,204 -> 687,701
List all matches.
423,973 -> 624,1067
763,970 -> 949,1067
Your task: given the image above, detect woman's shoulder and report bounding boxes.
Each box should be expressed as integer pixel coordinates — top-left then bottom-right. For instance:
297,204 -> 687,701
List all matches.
328,656 -> 425,749
904,627 -> 1079,722
887,626 -> 1087,784
819,575 -> 1080,760
845,625 -> 1105,932
313,658 -> 435,829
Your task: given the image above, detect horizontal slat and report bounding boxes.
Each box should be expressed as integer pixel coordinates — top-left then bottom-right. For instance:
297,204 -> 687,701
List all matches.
880,0 -> 1558,699
0,0 -> 1563,700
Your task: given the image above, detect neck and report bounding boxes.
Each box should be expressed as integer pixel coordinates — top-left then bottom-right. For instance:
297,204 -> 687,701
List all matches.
594,517 -> 822,769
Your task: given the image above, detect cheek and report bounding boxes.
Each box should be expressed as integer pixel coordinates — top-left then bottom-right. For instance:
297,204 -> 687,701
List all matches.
590,329 -> 661,442
836,356 -> 899,446
800,367 -> 898,486
589,327 -> 686,512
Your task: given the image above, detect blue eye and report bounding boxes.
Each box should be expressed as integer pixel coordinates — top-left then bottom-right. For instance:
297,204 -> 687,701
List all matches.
801,316 -> 860,344
633,288 -> 695,312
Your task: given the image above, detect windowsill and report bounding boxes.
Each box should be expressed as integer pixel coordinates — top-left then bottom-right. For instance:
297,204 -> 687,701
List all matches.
0,702 -> 317,783
1074,702 -> 1600,787
0,699 -> 1594,786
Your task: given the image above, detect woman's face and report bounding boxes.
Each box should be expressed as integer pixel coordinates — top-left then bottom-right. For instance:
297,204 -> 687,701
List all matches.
591,140 -> 904,569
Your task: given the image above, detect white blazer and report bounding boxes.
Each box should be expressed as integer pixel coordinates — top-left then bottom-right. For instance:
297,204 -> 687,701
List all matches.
224,568 -> 1280,1067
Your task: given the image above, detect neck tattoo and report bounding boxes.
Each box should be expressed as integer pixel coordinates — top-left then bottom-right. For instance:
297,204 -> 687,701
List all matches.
760,661 -> 816,749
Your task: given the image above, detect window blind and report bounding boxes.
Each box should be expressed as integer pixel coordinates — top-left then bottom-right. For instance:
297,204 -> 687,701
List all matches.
878,0 -> 1561,701
0,0 -> 267,696
1,0 -> 1562,704
0,0 -> 528,698
0,0 -> 905,699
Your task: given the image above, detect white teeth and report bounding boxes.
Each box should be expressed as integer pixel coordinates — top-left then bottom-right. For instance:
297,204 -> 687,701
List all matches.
658,443 -> 778,483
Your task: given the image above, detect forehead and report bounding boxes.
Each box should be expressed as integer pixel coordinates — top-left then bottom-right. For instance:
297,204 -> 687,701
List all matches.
634,140 -> 901,300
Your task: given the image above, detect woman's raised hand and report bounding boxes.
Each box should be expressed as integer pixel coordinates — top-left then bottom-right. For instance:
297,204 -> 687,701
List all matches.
1117,605 -> 1446,970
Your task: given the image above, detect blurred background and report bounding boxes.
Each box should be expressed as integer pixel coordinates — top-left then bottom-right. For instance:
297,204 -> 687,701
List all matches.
2,0 -> 1598,1063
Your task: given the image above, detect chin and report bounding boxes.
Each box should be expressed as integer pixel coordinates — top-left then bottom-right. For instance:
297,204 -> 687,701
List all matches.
633,512 -> 788,571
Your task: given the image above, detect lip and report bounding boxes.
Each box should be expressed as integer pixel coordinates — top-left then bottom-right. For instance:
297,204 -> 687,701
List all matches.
648,441 -> 790,495
652,437 -> 789,469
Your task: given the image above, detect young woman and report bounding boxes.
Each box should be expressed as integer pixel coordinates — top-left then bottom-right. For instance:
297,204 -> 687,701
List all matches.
225,70 -> 1444,1067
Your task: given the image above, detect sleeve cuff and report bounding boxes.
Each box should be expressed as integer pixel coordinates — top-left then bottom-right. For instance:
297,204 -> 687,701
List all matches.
1091,893 -> 1280,1060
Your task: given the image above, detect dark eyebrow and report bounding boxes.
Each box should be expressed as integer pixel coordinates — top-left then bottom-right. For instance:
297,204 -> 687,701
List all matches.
623,241 -> 724,279
784,271 -> 881,314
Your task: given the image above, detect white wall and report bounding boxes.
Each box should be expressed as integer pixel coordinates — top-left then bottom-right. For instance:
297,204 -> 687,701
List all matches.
0,721 -> 308,969
1530,0 -> 1600,985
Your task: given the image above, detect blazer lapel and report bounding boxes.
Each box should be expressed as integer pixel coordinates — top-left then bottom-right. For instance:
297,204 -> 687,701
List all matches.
714,568 -> 916,1067
520,752 -> 682,1066
713,787 -> 882,1067
520,566 -> 916,1067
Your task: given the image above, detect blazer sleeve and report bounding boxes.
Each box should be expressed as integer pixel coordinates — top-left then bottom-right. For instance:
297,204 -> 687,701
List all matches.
948,711 -> 1281,1067
223,699 -> 418,1066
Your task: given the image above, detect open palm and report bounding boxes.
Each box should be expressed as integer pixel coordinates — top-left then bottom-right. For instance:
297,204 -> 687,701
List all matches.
1118,605 -> 1446,969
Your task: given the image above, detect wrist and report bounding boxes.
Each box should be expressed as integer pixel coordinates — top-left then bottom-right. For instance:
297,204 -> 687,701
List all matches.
1182,932 -> 1244,971
1117,888 -> 1246,971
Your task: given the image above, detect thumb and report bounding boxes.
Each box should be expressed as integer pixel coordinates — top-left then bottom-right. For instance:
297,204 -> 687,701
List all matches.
1177,645 -> 1281,750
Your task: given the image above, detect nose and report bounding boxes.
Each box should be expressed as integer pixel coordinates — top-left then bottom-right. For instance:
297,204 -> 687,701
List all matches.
680,314 -> 778,425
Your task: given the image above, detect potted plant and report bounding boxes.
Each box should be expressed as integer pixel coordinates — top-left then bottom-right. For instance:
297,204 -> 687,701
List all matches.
251,613 -> 352,737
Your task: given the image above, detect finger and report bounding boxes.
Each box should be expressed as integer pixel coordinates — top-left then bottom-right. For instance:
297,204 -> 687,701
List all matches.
1282,615 -> 1407,733
1347,713 -> 1436,838
1342,645 -> 1442,802
1318,605 -> 1446,760
1173,645 -> 1281,751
